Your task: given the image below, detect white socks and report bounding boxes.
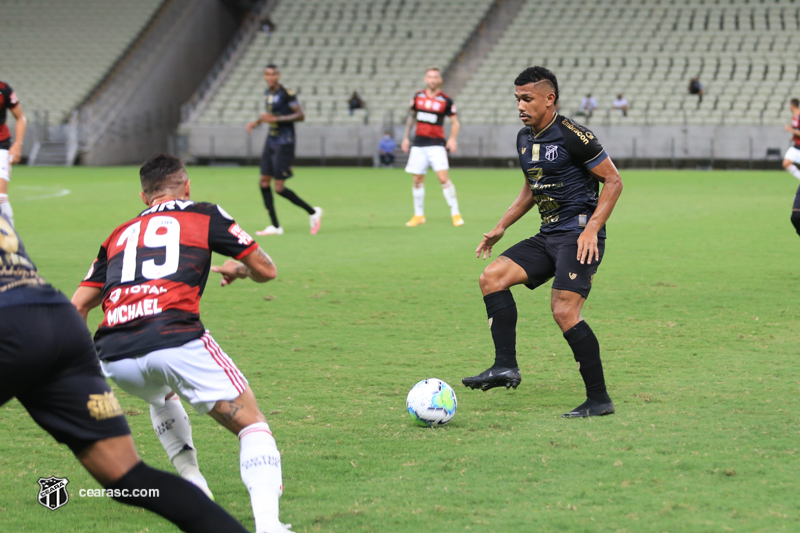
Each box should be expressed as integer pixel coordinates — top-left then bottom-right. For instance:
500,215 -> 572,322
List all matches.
442,181 -> 460,216
150,396 -> 211,496
0,194 -> 13,226
412,185 -> 425,216
239,422 -> 284,533
787,164 -> 800,180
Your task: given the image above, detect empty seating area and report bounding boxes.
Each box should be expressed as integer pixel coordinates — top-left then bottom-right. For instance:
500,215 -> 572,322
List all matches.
196,0 -> 494,125
458,0 -> 800,126
0,0 -> 163,124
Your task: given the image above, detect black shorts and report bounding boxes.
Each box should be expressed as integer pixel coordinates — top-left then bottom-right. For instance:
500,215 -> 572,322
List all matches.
0,303 -> 130,455
260,140 -> 295,179
501,232 -> 605,299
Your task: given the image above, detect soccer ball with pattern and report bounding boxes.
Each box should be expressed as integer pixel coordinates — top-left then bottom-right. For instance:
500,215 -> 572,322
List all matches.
406,378 -> 457,427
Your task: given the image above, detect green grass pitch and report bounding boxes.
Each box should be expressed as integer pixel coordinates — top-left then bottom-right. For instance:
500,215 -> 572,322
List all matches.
1,164 -> 799,532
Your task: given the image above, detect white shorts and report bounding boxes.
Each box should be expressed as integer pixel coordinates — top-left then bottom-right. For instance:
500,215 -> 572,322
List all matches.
0,149 -> 9,181
101,331 -> 248,415
785,146 -> 800,164
405,145 -> 449,175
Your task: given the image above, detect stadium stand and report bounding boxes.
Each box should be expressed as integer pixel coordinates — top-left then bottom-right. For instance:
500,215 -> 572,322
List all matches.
187,0 -> 800,129
191,0 -> 495,127
457,0 -> 800,126
0,0 -> 164,124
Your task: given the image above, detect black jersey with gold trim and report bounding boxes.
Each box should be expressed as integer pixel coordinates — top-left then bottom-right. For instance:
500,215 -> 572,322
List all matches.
0,214 -> 67,308
264,84 -> 299,143
516,113 -> 609,238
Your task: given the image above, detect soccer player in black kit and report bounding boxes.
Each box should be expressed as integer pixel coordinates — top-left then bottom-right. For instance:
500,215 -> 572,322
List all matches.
462,67 -> 624,418
0,214 -> 248,531
247,64 -> 322,236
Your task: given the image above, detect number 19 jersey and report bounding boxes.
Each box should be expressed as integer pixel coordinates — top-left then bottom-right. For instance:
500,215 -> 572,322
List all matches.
80,200 -> 258,361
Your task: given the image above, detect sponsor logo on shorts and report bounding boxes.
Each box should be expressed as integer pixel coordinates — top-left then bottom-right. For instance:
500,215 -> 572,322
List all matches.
38,476 -> 69,510
87,391 -> 124,421
569,272 -> 578,280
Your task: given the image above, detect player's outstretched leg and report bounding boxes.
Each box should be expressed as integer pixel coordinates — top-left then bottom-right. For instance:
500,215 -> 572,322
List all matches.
150,393 -> 213,499
78,435 -> 249,533
209,387 -> 292,533
462,289 -> 522,391
560,320 -> 614,418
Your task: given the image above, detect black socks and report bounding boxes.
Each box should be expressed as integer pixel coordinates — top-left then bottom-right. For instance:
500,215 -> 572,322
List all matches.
563,320 -> 610,402
109,461 -> 248,532
791,210 -> 800,237
260,186 -> 280,227
277,187 -> 315,214
483,290 -> 518,368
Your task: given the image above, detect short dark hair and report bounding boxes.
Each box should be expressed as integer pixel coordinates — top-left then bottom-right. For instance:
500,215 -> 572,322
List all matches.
514,66 -> 559,103
265,63 -> 279,71
792,98 -> 800,108
140,154 -> 186,196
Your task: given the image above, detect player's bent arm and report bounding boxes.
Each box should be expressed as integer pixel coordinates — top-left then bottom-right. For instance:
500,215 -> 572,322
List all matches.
9,105 -> 26,163
240,247 -> 277,282
71,286 -> 104,322
212,248 -> 276,286
585,157 -> 624,234
494,181 -> 537,231
281,102 -> 305,123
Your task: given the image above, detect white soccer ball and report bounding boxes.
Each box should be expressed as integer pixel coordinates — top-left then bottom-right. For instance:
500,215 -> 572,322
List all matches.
406,378 -> 457,427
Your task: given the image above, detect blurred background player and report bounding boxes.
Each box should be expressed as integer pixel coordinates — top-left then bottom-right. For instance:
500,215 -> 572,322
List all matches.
247,64 -> 322,236
0,80 -> 26,226
72,154 -> 292,533
0,214 -> 248,532
401,67 -> 463,227
782,98 -> 800,236
464,66 -> 623,418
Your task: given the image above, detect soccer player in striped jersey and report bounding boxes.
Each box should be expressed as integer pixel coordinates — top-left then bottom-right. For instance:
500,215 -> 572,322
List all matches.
72,154 -> 292,533
401,67 -> 463,227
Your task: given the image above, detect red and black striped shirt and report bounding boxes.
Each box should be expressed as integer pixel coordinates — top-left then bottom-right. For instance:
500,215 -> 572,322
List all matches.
80,200 -> 257,361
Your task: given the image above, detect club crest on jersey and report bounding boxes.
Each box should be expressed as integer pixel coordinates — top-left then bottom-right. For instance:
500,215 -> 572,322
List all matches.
545,145 -> 558,161
38,476 -> 69,511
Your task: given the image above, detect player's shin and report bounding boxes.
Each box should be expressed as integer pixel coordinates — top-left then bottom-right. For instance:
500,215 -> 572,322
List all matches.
0,194 -> 14,226
150,397 -> 212,498
260,186 -> 280,227
239,422 -> 285,532
412,185 -> 425,216
441,181 -> 460,216
277,187 -> 314,214
484,290 -> 518,368
109,461 -> 248,532
563,320 -> 610,402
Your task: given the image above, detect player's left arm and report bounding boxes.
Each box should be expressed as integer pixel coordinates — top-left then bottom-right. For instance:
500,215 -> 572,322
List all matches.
578,157 -> 623,265
446,113 -> 460,154
71,286 -> 103,323
211,247 -> 277,286
8,103 -> 26,164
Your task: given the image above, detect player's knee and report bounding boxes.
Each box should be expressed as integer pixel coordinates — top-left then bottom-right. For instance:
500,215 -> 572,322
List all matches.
273,181 -> 286,193
551,304 -> 578,329
479,269 -> 504,294
259,176 -> 271,188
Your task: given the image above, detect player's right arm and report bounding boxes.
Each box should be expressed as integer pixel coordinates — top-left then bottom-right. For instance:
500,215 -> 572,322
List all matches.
71,286 -> 103,322
211,247 -> 276,286
401,109 -> 416,153
8,101 -> 26,164
476,179 -> 536,260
